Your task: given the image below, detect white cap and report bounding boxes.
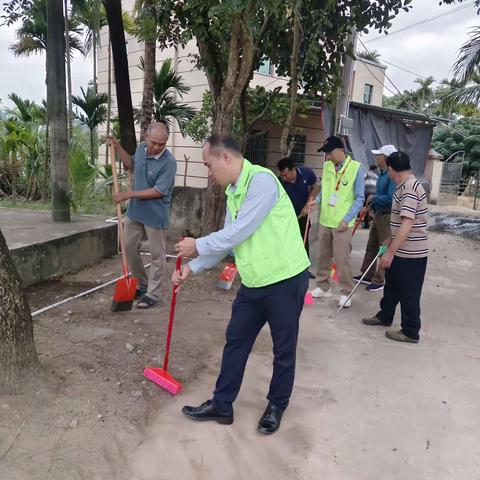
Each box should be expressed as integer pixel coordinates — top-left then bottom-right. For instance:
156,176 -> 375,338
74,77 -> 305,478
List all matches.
371,145 -> 397,156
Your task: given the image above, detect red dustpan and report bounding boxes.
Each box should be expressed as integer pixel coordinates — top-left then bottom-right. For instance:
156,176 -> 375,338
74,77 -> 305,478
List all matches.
143,256 -> 182,394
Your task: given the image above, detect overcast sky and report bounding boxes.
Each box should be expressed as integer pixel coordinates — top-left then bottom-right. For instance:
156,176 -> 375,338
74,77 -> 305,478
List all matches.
361,0 -> 479,95
0,0 -> 479,108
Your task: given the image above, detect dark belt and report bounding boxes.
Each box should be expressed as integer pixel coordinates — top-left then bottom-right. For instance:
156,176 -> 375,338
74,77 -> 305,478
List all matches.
375,210 -> 391,216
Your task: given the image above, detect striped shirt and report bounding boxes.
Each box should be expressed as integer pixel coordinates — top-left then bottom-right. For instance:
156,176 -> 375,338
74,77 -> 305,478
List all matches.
390,175 -> 428,258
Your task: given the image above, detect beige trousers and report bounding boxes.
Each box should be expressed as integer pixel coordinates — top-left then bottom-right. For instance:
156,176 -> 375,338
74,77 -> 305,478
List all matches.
124,217 -> 166,301
316,225 -> 354,295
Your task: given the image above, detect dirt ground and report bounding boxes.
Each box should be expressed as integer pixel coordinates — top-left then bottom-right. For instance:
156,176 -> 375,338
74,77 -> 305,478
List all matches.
1,230 -> 480,480
0,246 -> 240,480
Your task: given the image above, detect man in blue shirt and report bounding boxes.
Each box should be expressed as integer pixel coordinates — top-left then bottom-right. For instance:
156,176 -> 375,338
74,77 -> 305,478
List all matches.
353,144 -> 397,292
277,157 -> 319,278
108,123 -> 177,308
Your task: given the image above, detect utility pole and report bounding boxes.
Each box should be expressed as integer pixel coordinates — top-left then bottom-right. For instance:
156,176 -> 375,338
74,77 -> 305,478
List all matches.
334,28 -> 357,137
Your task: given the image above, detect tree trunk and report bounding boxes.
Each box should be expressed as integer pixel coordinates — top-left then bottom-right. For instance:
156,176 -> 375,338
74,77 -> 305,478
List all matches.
42,119 -> 50,202
199,16 -> 256,234
140,39 -> 156,140
102,0 -> 137,156
93,0 -> 100,94
47,0 -> 70,222
201,111 -> 236,234
280,0 -> 303,157
64,0 -> 73,140
0,229 -> 40,394
140,0 -> 156,140
90,128 -> 95,164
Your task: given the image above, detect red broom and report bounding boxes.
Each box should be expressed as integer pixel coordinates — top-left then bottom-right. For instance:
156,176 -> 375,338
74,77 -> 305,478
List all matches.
110,145 -> 138,312
143,256 -> 182,395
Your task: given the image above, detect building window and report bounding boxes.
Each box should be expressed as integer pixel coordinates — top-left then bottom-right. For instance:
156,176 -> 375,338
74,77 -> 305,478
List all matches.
288,134 -> 306,165
245,131 -> 268,166
256,57 -> 272,76
363,84 -> 374,104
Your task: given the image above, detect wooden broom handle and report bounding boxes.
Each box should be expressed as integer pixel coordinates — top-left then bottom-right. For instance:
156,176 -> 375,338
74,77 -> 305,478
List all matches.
110,145 -> 129,278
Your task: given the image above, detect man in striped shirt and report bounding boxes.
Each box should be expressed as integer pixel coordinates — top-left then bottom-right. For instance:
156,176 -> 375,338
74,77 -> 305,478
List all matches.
362,151 -> 428,343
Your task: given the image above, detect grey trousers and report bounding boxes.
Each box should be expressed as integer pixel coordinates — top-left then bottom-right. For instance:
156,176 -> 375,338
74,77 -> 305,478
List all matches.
124,217 -> 166,301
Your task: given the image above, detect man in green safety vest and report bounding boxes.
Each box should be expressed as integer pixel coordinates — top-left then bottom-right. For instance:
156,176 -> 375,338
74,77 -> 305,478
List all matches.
174,134 -> 310,435
309,136 -> 365,308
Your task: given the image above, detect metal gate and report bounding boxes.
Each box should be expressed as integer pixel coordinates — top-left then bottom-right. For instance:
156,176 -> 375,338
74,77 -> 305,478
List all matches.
439,151 -> 464,205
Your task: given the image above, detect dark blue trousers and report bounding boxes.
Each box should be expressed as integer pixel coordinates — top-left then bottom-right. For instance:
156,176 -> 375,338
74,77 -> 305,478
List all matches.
212,269 -> 309,414
376,256 -> 427,340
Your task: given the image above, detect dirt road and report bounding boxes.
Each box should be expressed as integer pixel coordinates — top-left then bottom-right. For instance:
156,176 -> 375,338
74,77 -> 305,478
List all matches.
1,231 -> 479,479
129,231 -> 480,480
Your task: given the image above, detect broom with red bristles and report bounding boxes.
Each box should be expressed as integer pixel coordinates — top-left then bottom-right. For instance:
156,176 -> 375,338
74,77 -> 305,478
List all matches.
143,256 -> 183,395
110,145 -> 138,312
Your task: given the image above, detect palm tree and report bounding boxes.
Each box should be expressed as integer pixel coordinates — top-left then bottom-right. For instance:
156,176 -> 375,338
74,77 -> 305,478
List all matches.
71,0 -> 108,92
10,0 -> 85,141
72,84 -> 108,162
9,0 -> 84,62
5,94 -> 48,200
357,49 -> 381,63
447,27 -> 480,108
454,26 -> 480,84
6,93 -> 38,123
131,0 -> 159,139
414,76 -> 435,111
134,59 -> 195,134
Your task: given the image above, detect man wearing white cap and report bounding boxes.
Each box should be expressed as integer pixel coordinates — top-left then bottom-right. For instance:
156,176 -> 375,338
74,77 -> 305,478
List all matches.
353,144 -> 397,292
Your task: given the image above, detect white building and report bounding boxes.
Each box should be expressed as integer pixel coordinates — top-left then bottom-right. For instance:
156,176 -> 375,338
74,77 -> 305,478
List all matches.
351,58 -> 386,107
97,3 -> 386,187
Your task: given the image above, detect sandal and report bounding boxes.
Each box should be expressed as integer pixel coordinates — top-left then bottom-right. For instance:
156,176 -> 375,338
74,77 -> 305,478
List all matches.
136,295 -> 158,309
135,288 -> 147,299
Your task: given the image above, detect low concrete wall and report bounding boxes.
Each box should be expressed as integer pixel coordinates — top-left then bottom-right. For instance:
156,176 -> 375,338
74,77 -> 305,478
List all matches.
5,187 -> 207,287
11,224 -> 117,287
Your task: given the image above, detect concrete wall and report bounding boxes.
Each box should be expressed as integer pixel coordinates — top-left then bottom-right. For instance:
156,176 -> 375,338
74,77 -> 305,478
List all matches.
351,59 -> 386,107
10,225 -> 117,287
425,159 -> 444,205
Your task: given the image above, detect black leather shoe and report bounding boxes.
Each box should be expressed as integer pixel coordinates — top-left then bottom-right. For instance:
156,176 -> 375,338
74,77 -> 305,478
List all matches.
182,400 -> 233,425
257,402 -> 284,435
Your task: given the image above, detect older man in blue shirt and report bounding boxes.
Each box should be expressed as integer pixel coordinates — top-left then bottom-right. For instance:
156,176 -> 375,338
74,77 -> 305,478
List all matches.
353,144 -> 397,292
108,123 -> 177,308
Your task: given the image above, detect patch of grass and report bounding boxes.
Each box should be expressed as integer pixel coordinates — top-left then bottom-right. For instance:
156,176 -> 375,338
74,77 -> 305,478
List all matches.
0,199 -> 51,211
0,195 -> 116,216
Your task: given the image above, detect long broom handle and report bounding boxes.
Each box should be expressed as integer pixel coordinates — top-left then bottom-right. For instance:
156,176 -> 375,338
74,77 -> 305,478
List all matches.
163,256 -> 182,371
110,145 -> 129,278
352,209 -> 367,236
337,253 -> 381,313
303,207 -> 311,246
337,245 -> 388,313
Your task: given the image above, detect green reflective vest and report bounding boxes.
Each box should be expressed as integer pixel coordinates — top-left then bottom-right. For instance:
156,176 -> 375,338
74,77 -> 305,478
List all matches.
226,159 -> 310,288
320,155 -> 361,228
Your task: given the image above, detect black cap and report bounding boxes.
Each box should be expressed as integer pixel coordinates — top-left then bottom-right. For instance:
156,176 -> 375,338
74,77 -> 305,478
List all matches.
318,136 -> 345,153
